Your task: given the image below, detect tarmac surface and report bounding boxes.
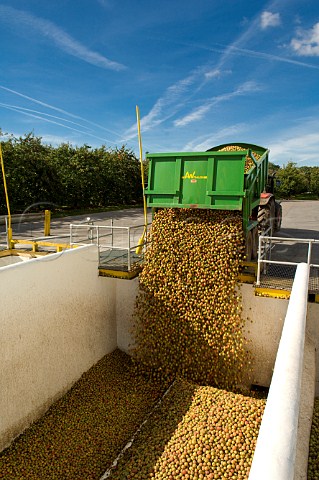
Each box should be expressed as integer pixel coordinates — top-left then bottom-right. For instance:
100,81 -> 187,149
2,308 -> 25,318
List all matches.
1,201 -> 319,267
259,201 -> 319,292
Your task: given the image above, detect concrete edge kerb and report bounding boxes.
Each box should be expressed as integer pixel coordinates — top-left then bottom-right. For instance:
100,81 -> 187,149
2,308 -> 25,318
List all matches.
0,244 -> 95,272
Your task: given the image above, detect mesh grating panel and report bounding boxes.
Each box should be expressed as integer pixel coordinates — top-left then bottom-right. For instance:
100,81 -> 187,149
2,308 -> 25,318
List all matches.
258,237 -> 319,293
259,263 -> 296,291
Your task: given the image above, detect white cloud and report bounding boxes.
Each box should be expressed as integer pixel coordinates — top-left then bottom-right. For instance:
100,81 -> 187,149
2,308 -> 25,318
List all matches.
183,117 -> 319,165
268,117 -> 319,166
0,102 -> 116,144
204,69 -> 221,80
203,42 -> 319,70
260,11 -> 281,29
291,22 -> 319,56
174,81 -> 261,127
0,5 -> 126,71
174,104 -> 211,127
0,85 -> 122,137
121,69 -> 207,141
184,124 -> 248,151
0,102 -> 94,132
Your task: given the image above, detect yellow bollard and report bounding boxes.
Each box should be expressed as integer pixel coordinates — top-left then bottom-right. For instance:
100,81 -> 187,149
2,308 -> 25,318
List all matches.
44,210 -> 51,236
7,226 -> 13,249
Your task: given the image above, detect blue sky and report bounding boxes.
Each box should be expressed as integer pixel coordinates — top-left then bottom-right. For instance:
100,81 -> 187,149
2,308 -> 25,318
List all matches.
0,0 -> 319,166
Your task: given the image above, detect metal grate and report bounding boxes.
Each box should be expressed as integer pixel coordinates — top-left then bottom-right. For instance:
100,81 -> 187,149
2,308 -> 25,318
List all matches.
257,236 -> 319,293
258,263 -> 296,291
70,221 -> 149,273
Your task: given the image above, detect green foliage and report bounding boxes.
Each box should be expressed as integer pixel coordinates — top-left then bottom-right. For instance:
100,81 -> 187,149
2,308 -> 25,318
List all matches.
1,133 -> 58,213
1,132 -> 318,213
268,161 -> 281,174
274,162 -> 319,198
309,167 -> 319,196
0,133 -> 143,214
275,162 -> 309,198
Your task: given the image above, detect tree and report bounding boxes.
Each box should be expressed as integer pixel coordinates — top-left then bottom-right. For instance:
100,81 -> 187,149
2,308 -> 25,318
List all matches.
268,161 -> 281,175
299,166 -> 313,192
310,167 -> 319,196
276,162 -> 308,198
1,133 -> 58,212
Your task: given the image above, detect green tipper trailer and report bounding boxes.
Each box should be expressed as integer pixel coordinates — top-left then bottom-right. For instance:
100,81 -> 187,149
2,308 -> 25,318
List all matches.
145,142 -> 281,260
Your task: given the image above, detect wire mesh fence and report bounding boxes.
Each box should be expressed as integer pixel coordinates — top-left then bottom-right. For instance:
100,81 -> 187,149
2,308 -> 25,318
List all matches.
257,236 -> 319,293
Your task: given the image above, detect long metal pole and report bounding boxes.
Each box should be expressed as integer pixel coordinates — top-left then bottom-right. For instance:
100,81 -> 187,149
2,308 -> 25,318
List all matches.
307,240 -> 312,266
128,227 -> 131,271
0,143 -> 12,248
135,105 -> 147,255
256,234 -> 262,286
111,218 -> 114,247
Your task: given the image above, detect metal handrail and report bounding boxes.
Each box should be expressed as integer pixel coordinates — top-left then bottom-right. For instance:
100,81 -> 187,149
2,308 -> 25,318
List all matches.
256,235 -> 319,286
69,222 -> 151,271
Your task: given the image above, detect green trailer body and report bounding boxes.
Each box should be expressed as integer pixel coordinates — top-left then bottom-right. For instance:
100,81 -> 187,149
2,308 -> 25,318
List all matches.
145,143 -> 270,234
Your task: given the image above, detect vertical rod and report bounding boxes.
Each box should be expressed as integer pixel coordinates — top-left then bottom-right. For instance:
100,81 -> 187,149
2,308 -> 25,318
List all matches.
128,227 -> 131,271
307,241 -> 312,266
97,226 -> 100,265
0,143 -> 12,248
256,235 -> 262,286
111,218 -> 114,248
97,226 -> 100,250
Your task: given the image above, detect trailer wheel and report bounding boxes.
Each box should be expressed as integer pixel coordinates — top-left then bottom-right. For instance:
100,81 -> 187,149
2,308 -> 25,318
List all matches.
245,231 -> 253,261
258,200 -> 275,236
252,227 -> 259,259
274,201 -> 282,232
245,228 -> 258,262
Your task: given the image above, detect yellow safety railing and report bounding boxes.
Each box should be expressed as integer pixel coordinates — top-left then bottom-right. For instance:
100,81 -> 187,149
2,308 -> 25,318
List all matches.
11,239 -> 77,253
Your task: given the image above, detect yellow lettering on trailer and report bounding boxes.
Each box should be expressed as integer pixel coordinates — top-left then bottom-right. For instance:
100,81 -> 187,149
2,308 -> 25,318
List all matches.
182,171 -> 207,180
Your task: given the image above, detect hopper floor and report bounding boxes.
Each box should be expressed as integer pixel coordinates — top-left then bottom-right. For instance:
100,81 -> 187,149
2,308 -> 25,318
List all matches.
0,350 -> 167,480
0,349 -> 266,480
1,349 -> 316,480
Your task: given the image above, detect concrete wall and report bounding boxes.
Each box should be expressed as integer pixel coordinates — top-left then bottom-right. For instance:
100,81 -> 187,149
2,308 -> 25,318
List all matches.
241,284 -> 319,395
307,301 -> 319,396
116,277 -> 138,354
117,281 -> 319,395
1,246 -> 318,453
0,245 -> 117,452
241,284 -> 288,388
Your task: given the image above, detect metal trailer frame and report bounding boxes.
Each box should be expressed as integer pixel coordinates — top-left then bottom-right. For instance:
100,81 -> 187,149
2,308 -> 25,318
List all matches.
145,143 -> 270,235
